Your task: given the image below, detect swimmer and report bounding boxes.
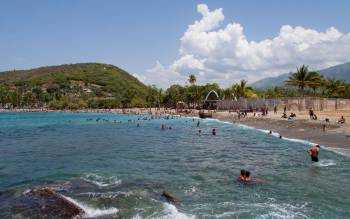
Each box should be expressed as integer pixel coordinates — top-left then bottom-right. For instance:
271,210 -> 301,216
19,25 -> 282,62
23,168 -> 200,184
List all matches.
197,121 -> 200,127
239,169 -> 246,181
269,130 -> 272,134
238,169 -> 252,182
279,135 -> 282,139
307,145 -> 320,162
198,129 -> 202,135
212,128 -> 216,135
244,171 -> 251,181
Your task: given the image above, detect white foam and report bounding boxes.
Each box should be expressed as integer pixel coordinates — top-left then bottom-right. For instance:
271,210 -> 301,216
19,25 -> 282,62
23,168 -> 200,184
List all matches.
62,195 -> 119,218
132,203 -> 195,219
208,201 -> 310,219
260,202 -> 310,219
158,203 -> 195,219
185,187 -> 197,195
82,173 -> 122,187
78,191 -> 133,199
314,159 -> 336,167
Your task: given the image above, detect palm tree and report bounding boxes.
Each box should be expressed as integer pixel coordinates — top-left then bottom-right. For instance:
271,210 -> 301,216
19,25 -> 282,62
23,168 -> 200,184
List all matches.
232,80 -> 254,98
285,65 -> 315,97
306,72 -> 323,96
324,78 -> 346,97
188,74 -> 196,85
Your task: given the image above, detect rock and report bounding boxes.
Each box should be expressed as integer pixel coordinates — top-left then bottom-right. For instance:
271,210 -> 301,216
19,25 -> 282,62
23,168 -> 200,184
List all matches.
162,191 -> 179,204
23,188 -> 85,219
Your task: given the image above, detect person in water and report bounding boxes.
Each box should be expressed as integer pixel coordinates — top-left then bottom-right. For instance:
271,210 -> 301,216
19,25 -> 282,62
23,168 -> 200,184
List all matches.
239,169 -> 246,181
212,128 -> 216,135
308,145 -> 320,162
239,169 -> 252,182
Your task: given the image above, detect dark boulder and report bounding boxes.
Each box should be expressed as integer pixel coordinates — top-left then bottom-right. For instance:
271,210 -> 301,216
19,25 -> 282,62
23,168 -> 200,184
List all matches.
23,188 -> 85,218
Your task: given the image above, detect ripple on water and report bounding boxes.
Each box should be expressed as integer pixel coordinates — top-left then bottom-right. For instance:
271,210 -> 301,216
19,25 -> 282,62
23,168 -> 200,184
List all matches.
81,173 -> 122,188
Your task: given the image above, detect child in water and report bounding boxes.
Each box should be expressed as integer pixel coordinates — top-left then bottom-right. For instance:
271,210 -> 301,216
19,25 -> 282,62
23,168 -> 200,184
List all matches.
239,169 -> 252,182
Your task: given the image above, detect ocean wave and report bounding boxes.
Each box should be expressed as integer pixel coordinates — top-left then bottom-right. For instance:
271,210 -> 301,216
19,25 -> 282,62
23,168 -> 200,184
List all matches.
61,194 -> 119,218
131,203 -> 195,219
156,203 -> 195,219
197,200 -> 310,219
81,173 -> 122,187
259,202 -> 310,219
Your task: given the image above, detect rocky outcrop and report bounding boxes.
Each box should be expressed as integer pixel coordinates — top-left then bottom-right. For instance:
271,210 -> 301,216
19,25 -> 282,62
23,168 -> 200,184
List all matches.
23,188 -> 85,219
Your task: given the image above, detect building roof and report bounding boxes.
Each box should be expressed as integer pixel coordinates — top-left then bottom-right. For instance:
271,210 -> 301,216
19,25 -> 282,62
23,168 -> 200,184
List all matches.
204,90 -> 220,102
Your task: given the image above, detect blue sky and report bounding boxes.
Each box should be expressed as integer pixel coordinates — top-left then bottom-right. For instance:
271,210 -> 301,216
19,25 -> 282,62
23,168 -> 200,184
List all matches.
1,0 -> 350,87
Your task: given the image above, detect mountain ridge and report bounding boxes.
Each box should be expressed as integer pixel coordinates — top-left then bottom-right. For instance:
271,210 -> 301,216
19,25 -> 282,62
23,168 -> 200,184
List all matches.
250,62 -> 350,89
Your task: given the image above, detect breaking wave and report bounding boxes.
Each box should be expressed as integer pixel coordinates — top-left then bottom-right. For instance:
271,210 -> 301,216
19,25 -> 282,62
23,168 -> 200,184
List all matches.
62,195 -> 119,218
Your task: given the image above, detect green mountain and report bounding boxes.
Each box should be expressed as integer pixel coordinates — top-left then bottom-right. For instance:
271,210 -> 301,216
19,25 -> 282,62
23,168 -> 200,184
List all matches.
250,62 -> 350,90
0,63 -> 152,109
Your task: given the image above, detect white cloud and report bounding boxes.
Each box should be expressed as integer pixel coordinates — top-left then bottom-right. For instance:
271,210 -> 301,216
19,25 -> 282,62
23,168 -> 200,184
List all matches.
138,61 -> 186,88
142,4 -> 350,88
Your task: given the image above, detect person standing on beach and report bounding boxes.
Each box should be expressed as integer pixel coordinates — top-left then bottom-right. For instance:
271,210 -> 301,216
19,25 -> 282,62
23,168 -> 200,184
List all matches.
307,145 -> 320,162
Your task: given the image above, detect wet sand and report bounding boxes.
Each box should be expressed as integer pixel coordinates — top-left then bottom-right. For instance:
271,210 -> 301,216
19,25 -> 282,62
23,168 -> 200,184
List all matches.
213,111 -> 350,156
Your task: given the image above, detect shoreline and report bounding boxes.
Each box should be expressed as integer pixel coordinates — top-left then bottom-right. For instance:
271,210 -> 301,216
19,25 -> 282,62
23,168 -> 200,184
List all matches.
212,111 -> 350,156
1,108 -> 349,155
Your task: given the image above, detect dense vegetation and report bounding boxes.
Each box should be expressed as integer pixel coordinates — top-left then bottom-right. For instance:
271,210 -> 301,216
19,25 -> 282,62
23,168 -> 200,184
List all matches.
0,63 -> 153,109
0,63 -> 350,109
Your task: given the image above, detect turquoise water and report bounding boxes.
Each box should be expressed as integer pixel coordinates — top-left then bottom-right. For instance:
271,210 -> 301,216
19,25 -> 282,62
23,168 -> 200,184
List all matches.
0,112 -> 349,219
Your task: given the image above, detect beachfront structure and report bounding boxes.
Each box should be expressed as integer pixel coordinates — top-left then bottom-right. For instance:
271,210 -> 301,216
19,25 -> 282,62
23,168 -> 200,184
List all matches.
203,90 -> 220,109
216,97 -> 350,111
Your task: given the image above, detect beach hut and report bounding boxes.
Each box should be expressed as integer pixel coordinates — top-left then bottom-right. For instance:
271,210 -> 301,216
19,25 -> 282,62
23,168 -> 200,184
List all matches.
203,90 -> 220,109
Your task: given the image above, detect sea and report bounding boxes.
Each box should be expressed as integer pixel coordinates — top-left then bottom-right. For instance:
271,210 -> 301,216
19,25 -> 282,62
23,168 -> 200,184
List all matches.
0,112 -> 349,219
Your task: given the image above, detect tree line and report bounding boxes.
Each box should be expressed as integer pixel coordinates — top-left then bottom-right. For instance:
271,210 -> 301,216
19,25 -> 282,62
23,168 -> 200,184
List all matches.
1,65 -> 350,109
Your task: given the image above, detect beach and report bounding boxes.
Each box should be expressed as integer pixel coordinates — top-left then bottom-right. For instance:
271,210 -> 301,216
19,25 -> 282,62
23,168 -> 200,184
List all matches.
213,110 -> 350,154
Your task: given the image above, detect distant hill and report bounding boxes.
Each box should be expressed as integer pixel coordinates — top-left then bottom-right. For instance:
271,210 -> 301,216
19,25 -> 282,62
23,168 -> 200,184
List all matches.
0,63 -> 150,108
250,62 -> 350,90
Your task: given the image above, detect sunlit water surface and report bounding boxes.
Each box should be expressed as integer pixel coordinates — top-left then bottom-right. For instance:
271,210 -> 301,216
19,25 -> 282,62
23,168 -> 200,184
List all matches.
0,112 -> 349,219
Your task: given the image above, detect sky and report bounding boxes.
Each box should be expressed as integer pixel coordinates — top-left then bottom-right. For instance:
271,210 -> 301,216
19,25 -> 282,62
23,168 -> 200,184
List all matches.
1,0 -> 350,88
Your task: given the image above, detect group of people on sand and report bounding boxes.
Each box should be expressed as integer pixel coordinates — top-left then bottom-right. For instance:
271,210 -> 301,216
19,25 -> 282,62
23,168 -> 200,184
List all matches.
338,115 -> 346,124
309,109 -> 318,120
